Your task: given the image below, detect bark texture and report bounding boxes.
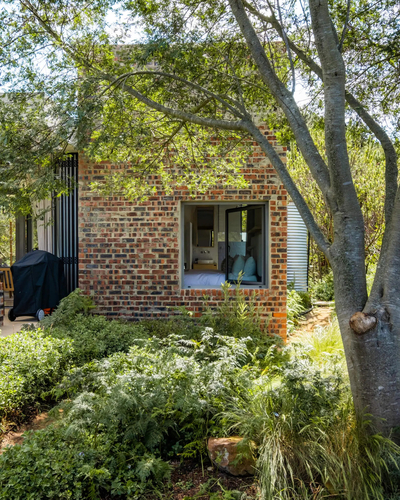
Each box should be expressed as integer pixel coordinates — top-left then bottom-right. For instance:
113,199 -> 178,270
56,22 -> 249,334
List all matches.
338,299 -> 400,436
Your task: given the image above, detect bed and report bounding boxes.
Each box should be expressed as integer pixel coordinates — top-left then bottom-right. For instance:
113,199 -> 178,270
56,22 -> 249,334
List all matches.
184,270 -> 226,288
183,269 -> 258,288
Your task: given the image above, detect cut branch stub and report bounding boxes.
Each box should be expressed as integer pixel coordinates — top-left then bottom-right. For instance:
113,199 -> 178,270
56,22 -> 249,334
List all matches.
349,311 -> 377,335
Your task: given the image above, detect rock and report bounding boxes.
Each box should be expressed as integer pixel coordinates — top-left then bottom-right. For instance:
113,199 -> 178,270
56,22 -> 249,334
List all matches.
207,436 -> 256,476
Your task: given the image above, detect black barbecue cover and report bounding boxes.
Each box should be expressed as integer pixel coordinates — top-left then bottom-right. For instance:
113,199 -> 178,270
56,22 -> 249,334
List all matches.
11,250 -> 67,316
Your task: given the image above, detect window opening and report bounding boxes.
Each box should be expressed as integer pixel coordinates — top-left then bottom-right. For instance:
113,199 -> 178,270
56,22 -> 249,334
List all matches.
182,203 -> 267,289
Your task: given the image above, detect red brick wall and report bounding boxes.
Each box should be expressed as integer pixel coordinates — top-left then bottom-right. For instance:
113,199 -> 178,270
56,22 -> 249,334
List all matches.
78,128 -> 287,338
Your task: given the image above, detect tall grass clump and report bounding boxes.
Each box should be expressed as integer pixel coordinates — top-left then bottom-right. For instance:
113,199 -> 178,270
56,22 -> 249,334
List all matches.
255,402 -> 399,499
221,322 -> 400,500
291,317 -> 345,372
202,279 -> 265,338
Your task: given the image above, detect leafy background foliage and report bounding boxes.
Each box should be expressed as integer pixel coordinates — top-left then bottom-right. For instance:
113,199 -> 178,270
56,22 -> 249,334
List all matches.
287,125 -> 386,280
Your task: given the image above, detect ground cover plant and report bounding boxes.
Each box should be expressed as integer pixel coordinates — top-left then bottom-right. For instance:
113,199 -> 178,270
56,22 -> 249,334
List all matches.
0,329 -> 266,499
40,290 -> 150,365
1,290 -> 400,498
0,330 -> 73,426
0,286 -> 273,432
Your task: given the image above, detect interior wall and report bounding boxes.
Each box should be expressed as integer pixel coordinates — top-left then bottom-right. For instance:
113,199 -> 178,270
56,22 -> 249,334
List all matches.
185,203 -> 258,268
183,204 -> 219,268
192,204 -> 218,265
184,205 -> 196,268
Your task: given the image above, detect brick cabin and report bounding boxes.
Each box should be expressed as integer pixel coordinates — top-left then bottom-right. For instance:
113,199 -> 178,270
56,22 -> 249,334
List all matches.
76,126 -> 288,339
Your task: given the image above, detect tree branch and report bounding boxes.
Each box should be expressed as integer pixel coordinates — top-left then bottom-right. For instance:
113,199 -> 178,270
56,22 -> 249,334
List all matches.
99,70 -> 245,119
276,0 -> 295,94
338,0 -> 351,53
228,0 -> 331,199
19,1 -> 248,132
344,91 -> 398,224
242,0 -> 398,224
100,73 -> 247,131
244,120 -> 330,255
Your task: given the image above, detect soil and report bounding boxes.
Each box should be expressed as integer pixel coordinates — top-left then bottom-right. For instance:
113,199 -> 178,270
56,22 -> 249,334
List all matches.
0,412 -> 54,453
293,305 -> 334,335
143,458 -> 258,499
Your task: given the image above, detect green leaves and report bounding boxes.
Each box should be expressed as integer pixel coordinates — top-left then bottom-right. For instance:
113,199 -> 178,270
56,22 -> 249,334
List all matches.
0,0 -> 283,205
288,124 -> 386,275
0,293 -> 398,499
0,329 -> 73,420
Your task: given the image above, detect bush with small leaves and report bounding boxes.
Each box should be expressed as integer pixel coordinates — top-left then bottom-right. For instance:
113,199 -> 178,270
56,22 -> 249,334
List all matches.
41,290 -> 150,364
311,271 -> 335,302
0,330 -> 73,421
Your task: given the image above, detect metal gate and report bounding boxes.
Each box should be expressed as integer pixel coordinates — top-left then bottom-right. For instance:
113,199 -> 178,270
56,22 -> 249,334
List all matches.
53,153 -> 79,294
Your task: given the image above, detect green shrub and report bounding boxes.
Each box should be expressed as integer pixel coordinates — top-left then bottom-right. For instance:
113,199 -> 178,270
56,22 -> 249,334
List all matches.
44,313 -> 150,365
0,330 -> 73,420
42,288 -> 279,366
311,271 -> 335,301
367,263 -> 377,295
0,328 -> 274,498
297,290 -> 312,309
1,323 -> 398,499
40,289 -> 96,329
140,313 -> 203,340
0,424 -> 171,499
41,290 -> 151,365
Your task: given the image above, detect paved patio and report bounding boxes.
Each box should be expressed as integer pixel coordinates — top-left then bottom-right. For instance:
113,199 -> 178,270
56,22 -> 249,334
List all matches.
1,304 -> 38,337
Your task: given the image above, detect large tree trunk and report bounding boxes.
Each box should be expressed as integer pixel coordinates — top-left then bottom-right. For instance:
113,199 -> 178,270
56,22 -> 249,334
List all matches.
332,192 -> 400,435
335,288 -> 400,437
229,0 -> 400,436
342,194 -> 400,436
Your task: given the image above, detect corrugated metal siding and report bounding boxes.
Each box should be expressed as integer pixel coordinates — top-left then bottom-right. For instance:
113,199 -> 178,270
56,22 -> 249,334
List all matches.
287,202 -> 308,291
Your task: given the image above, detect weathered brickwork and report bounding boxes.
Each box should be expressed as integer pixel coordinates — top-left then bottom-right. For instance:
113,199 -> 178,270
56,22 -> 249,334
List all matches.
78,127 -> 288,338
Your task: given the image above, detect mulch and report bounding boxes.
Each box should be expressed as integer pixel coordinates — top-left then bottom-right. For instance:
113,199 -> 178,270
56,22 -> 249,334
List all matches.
143,458 -> 258,499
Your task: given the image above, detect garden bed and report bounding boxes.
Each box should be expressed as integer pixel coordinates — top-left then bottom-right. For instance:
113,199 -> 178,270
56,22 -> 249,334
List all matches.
0,290 -> 398,500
